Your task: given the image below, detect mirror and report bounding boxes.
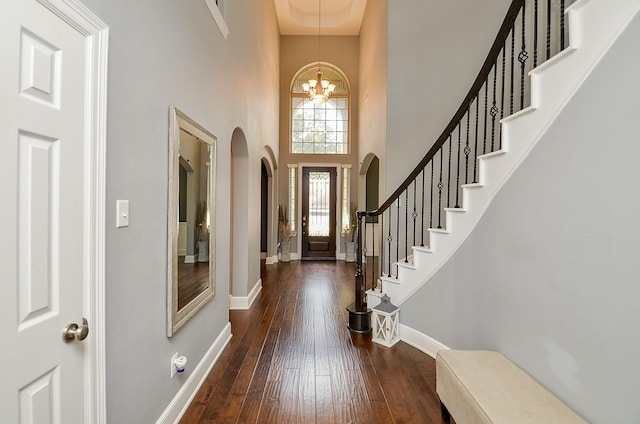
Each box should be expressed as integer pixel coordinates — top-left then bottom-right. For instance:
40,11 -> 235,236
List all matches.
167,106 -> 216,336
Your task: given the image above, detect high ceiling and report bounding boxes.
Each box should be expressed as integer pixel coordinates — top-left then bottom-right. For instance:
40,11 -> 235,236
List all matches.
274,0 -> 368,36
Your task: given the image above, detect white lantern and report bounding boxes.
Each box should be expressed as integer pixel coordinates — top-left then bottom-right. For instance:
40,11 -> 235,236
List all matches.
372,294 -> 400,347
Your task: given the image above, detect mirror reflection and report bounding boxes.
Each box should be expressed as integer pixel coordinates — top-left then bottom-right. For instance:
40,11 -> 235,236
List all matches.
167,106 -> 216,336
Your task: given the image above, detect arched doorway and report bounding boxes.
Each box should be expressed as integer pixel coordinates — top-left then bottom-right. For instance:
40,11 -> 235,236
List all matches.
359,153 -> 381,271
230,128 -> 249,303
260,148 -> 278,264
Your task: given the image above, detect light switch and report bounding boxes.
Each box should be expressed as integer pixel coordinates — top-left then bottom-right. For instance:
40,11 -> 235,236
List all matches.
116,200 -> 129,228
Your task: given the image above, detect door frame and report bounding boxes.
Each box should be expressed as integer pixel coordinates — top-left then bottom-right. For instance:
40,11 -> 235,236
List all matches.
39,0 -> 108,421
296,163 -> 342,260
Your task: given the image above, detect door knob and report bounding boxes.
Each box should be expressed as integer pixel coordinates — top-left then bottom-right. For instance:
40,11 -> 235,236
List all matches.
62,318 -> 89,343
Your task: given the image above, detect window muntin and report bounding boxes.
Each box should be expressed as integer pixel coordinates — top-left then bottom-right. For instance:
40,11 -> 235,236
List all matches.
288,165 -> 297,233
291,65 -> 349,154
341,165 -> 351,232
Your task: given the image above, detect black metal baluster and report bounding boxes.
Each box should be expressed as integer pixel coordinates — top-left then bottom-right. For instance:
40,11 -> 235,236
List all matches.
387,208 -> 392,277
437,147 -> 444,228
404,190 -> 408,263
510,28 -> 515,114
546,0 -> 552,60
519,5 -> 528,111
490,64 -> 498,151
455,125 -> 461,208
483,77 -> 488,154
413,180 -> 417,248
465,111 -> 471,184
500,41 -> 506,149
379,212 -> 384,281
447,133 -> 452,208
430,161 -> 434,229
473,95 -> 479,184
421,168 -> 425,246
534,0 -> 539,67
561,0 -> 566,50
363,220 -> 367,290
371,218 -> 375,286
396,199 -> 400,276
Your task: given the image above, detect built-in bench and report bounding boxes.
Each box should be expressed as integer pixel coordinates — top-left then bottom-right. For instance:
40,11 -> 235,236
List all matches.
436,350 -> 587,424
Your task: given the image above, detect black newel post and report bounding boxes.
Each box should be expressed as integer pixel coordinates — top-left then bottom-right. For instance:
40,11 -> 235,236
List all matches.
347,211 -> 371,333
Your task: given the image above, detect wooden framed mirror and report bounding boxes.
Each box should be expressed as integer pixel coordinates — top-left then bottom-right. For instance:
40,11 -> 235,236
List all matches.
167,106 -> 216,336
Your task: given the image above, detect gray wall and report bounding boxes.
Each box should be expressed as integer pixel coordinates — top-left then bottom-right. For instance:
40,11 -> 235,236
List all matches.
385,0 -> 510,192
401,12 -> 640,424
358,0 -> 388,204
78,0 -> 279,422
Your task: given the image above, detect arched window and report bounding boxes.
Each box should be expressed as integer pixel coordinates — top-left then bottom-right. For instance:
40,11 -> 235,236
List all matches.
291,64 -> 349,154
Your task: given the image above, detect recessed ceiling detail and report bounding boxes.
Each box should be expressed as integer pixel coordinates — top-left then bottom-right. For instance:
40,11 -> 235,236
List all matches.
274,0 -> 368,35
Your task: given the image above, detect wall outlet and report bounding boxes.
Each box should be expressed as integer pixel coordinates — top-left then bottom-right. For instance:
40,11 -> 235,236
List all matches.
170,352 -> 178,378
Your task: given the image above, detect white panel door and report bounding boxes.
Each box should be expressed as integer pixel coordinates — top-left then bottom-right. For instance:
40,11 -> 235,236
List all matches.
0,0 -> 94,422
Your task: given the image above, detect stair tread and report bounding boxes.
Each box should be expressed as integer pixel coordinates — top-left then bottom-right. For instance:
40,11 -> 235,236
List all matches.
461,182 -> 483,189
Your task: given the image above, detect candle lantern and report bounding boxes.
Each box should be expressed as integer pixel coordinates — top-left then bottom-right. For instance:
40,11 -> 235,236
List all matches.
372,294 -> 400,347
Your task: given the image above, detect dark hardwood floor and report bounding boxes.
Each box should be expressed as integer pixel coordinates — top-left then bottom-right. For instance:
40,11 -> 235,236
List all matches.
180,261 -> 447,424
178,260 -> 210,310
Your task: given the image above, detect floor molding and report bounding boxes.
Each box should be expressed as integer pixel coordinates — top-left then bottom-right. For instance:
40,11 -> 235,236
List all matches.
155,322 -> 232,424
265,255 -> 279,265
399,323 -> 450,359
229,279 -> 262,310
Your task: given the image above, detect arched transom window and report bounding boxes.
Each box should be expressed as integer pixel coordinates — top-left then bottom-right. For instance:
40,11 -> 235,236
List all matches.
291,64 -> 349,154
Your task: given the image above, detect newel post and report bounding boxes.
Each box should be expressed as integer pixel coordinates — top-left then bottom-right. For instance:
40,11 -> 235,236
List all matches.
347,211 -> 371,333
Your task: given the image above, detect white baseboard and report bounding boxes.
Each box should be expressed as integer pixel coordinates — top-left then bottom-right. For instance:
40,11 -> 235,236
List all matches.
155,322 -> 232,424
278,253 -> 300,261
265,255 -> 279,265
337,252 -> 346,261
399,323 -> 450,359
228,279 -> 262,310
184,255 -> 196,264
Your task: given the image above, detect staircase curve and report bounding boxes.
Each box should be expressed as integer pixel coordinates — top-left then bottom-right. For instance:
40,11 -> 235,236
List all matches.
348,0 -> 640,332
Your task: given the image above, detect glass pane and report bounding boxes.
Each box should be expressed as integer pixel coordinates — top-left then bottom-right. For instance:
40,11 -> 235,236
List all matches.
334,98 -> 347,109
303,107 -> 314,120
308,171 -> 330,237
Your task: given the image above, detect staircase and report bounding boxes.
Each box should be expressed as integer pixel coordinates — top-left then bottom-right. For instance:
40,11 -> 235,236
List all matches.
348,0 -> 640,324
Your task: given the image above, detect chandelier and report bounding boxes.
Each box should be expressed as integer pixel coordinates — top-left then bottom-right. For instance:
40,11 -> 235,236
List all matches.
302,70 -> 336,104
302,0 -> 335,104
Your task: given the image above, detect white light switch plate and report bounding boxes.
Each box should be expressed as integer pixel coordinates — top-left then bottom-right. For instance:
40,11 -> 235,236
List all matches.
116,200 -> 129,228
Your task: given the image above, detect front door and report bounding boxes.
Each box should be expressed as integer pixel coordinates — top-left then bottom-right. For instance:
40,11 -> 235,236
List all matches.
301,167 -> 336,260
0,0 -> 104,421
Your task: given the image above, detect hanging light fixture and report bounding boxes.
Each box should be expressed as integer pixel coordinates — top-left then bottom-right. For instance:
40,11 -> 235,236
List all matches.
301,0 -> 336,104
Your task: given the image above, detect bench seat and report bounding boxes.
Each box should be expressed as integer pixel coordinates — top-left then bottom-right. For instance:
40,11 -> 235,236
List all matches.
436,350 -> 587,424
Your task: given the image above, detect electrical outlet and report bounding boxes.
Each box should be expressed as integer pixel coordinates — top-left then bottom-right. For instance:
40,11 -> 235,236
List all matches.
170,352 -> 178,378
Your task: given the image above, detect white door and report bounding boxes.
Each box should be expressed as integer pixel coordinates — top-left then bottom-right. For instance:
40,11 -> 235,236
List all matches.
0,0 -> 106,422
